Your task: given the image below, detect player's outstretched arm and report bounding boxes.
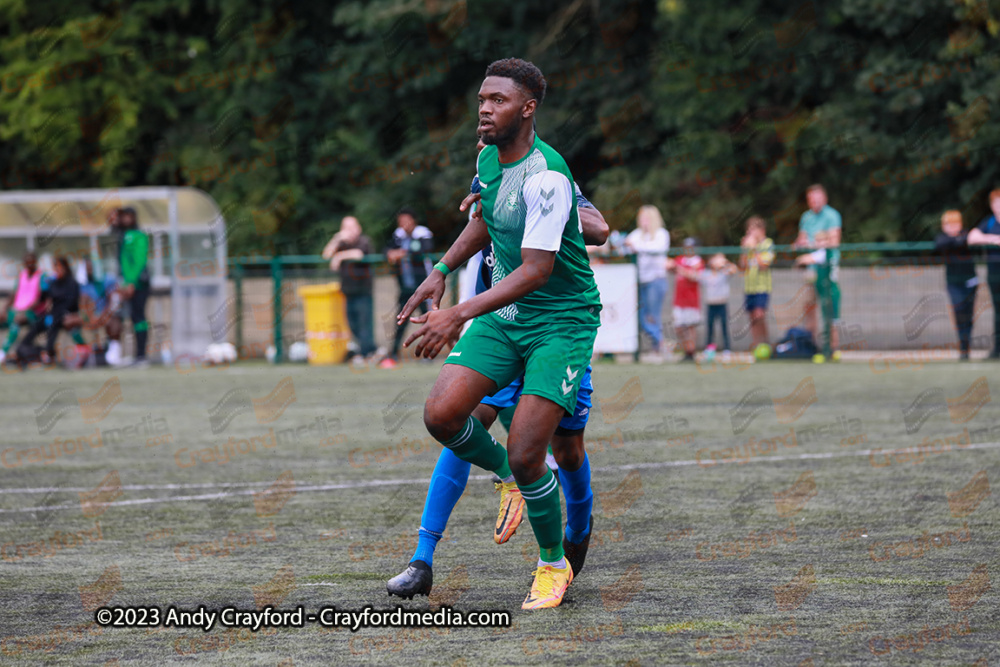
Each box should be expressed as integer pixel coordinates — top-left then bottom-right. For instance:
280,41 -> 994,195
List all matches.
397,215 -> 492,324
968,228 -> 1000,245
404,248 -> 556,359
579,206 -> 609,246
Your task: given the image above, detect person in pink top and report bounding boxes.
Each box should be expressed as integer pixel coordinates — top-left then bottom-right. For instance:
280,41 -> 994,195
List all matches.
1,252 -> 43,363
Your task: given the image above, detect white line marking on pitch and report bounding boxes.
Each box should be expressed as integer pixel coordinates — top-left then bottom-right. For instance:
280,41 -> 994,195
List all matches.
2,441 -> 999,514
0,481 -> 300,494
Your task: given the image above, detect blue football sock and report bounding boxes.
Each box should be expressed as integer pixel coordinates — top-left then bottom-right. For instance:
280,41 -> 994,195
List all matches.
412,447 -> 471,567
558,453 -> 593,544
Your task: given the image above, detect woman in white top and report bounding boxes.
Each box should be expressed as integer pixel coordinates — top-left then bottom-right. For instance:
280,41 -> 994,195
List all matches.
625,205 -> 670,354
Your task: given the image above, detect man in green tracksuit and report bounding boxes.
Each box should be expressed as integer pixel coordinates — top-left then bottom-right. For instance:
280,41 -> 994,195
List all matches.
117,207 -> 150,366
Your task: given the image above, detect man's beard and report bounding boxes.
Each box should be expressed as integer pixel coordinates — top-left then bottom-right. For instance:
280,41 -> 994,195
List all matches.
480,119 -> 521,148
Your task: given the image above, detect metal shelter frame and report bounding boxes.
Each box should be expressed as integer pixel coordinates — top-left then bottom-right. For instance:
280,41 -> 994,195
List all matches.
0,187 -> 227,359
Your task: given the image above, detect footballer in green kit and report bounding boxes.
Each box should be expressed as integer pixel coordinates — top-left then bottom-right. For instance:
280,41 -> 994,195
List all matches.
397,58 -> 601,609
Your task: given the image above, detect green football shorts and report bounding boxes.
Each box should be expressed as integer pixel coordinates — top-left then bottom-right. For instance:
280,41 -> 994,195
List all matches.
445,312 -> 598,414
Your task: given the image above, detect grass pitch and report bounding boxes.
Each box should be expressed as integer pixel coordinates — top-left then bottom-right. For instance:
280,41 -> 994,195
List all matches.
0,358 -> 998,666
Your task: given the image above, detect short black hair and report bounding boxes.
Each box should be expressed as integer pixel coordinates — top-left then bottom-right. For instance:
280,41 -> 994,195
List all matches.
396,206 -> 418,220
119,206 -> 138,229
485,58 -> 547,105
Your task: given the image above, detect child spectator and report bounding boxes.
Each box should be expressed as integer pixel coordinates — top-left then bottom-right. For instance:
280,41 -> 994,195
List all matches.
701,252 -> 738,358
671,238 -> 704,362
1,252 -> 43,364
740,216 -> 775,350
935,210 -> 977,360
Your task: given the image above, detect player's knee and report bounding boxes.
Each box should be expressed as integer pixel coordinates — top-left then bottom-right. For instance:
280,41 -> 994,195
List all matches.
507,453 -> 532,481
553,445 -> 584,471
507,450 -> 545,482
423,400 -> 461,441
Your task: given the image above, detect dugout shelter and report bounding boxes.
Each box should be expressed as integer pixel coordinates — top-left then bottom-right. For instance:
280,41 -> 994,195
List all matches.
0,187 -> 227,360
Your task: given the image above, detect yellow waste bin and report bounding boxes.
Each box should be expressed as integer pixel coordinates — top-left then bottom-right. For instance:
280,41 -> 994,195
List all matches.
297,283 -> 349,365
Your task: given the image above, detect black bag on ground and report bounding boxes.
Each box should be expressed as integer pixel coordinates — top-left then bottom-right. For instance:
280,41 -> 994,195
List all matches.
15,341 -> 43,364
773,327 -> 818,359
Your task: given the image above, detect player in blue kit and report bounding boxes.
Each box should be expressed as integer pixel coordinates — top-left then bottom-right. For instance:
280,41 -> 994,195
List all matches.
386,161 -> 608,601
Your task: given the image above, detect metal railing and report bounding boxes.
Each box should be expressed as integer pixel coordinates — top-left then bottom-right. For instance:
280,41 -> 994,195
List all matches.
226,241 -> 990,362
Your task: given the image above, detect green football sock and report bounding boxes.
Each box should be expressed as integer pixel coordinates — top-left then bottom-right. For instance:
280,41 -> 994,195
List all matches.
71,330 -> 85,345
519,469 -> 564,562
3,326 -> 17,353
440,416 -> 512,479
3,310 -> 19,353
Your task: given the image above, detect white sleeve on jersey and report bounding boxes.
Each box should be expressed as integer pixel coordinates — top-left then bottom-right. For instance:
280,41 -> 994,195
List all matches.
521,170 -> 573,252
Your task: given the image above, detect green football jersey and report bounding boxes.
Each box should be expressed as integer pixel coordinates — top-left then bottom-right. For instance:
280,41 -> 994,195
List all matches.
476,135 -> 601,325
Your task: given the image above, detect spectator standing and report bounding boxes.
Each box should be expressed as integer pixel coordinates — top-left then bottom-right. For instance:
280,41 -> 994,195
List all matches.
741,216 -> 775,351
793,184 -> 842,358
323,216 -> 378,366
625,205 -> 670,360
671,237 -> 704,362
384,207 -> 434,368
117,207 -> 151,367
701,253 -> 737,357
967,189 -> 1000,359
936,210 -> 977,360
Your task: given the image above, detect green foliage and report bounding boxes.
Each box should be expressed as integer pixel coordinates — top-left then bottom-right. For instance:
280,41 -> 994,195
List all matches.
1,0 -> 998,255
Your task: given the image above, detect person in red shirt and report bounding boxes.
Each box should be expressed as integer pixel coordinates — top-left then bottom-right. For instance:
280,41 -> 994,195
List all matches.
671,237 -> 704,362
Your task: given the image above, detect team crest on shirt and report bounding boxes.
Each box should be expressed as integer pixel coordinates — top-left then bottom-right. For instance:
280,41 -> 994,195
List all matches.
505,189 -> 519,209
